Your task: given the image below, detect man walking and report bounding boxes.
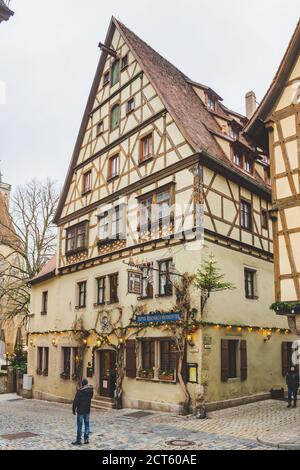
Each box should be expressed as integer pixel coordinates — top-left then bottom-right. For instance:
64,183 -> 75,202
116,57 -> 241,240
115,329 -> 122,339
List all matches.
72,378 -> 94,445
286,366 -> 299,408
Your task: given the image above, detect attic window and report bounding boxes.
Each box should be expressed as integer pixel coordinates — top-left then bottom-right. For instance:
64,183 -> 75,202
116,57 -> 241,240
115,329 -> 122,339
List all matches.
97,121 -> 104,136
207,95 -> 216,111
126,97 -> 135,114
121,54 -> 128,69
111,60 -> 120,87
103,71 -> 110,86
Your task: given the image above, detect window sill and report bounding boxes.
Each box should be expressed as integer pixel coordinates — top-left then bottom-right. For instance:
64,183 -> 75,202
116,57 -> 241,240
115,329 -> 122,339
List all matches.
227,378 -> 241,384
66,248 -> 88,257
40,312 -> 47,316
75,306 -> 86,310
138,296 -> 154,301
107,175 -> 119,183
126,108 -> 135,115
136,377 -> 177,384
156,294 -> 173,298
138,157 -> 153,167
82,190 -> 92,197
107,300 -> 119,306
93,302 -> 105,308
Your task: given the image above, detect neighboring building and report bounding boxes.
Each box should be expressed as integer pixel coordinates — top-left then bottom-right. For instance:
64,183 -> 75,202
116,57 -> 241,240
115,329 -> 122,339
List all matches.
246,20 -> 300,334
0,177 -> 25,365
0,0 -> 13,23
28,17 -> 296,412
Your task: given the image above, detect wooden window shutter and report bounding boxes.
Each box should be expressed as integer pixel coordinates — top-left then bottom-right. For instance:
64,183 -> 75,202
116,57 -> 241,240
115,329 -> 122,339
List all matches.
125,340 -> 136,378
240,340 -> 247,381
221,339 -> 229,382
282,342 -> 289,377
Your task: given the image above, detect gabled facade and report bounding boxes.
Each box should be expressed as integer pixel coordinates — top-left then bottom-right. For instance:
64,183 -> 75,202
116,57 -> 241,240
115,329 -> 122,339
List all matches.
246,20 -> 300,333
28,18 -> 296,412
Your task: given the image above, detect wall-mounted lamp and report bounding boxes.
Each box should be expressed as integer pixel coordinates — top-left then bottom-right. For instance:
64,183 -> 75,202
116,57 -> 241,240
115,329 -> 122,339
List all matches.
187,334 -> 195,347
29,339 -> 34,347
52,338 -> 58,348
263,332 -> 272,343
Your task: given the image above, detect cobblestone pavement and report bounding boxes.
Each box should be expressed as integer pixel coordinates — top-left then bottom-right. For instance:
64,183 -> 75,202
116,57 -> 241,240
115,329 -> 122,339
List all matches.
0,396 -> 298,450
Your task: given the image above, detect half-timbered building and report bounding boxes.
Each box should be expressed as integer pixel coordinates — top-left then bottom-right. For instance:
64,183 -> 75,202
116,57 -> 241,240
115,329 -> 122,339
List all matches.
28,18 -> 297,412
246,20 -> 300,336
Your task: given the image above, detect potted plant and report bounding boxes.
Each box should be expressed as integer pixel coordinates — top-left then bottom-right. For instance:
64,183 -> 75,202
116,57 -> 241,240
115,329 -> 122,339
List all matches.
158,370 -> 175,382
138,368 -> 154,379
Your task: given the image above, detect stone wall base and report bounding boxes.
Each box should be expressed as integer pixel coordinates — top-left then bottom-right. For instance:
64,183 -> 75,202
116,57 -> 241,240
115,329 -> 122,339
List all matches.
33,390 -> 73,405
122,397 -> 183,414
205,392 -> 270,412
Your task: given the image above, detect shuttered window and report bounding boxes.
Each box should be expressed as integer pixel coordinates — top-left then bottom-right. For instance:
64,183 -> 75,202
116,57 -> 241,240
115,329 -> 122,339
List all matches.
125,340 -> 136,378
282,342 -> 293,377
110,104 -> 120,131
241,199 -> 252,231
111,60 -> 120,86
221,339 -> 247,382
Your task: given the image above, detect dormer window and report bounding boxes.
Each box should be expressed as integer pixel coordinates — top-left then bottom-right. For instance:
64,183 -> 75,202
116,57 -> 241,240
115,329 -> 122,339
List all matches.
245,158 -> 254,175
229,126 -> 238,140
207,95 -> 216,111
233,151 -> 242,167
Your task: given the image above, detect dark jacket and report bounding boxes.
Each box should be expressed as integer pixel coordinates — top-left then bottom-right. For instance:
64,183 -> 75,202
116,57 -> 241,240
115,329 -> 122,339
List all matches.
286,371 -> 299,389
72,384 -> 94,415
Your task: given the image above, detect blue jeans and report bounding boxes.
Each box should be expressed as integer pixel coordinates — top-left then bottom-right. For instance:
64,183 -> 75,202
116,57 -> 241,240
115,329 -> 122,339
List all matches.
288,387 -> 298,405
77,414 -> 90,441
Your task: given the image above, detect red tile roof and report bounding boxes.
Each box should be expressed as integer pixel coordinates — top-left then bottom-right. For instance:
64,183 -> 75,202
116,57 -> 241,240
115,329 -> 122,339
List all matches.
30,255 -> 57,285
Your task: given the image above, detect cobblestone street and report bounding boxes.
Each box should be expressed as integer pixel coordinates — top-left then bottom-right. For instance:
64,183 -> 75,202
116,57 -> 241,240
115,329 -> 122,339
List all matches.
0,395 -> 299,450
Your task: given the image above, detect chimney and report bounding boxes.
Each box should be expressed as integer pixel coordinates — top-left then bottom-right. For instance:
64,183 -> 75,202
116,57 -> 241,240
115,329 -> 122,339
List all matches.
245,91 -> 257,119
0,173 -> 11,208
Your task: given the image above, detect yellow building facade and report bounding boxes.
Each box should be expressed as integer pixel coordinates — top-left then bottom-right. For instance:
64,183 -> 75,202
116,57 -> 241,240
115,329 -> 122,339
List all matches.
28,18 -> 297,413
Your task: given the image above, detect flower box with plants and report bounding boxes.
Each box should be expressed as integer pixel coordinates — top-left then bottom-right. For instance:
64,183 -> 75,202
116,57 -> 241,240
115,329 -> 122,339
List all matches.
60,372 -> 70,380
158,370 -> 176,382
42,369 -> 48,377
138,368 -> 155,380
36,368 -> 43,376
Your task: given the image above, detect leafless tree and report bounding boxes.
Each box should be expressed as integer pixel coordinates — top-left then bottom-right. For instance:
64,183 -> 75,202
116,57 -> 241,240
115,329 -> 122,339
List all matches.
0,179 -> 59,321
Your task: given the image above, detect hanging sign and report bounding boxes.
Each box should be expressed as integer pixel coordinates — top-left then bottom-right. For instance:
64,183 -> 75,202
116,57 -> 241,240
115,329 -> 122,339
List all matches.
136,311 -> 181,323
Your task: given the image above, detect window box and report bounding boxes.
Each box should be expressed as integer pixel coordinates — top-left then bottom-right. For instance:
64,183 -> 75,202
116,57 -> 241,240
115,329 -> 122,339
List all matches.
138,368 -> 155,380
36,369 -> 43,376
60,372 -> 70,380
97,238 -> 118,248
158,370 -> 175,382
42,369 -> 48,377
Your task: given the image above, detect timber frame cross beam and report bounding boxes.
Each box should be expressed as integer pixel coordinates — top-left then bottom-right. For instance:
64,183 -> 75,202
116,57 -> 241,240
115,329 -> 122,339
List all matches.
98,42 -> 117,58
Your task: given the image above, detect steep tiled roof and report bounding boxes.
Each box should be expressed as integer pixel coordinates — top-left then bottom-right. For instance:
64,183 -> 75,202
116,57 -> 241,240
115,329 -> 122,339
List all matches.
30,255 -> 57,285
54,18 -> 270,222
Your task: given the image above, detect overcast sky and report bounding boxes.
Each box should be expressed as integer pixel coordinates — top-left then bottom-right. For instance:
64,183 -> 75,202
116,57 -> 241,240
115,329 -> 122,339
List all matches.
0,0 -> 299,190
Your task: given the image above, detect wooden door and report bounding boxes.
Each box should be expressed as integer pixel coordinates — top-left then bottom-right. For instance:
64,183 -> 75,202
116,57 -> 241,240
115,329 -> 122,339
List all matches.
99,350 -> 116,398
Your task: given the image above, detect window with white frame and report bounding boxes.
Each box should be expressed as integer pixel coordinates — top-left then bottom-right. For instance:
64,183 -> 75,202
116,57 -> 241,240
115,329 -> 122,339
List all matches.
98,206 -> 125,242
37,347 -> 49,376
61,347 -> 79,380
